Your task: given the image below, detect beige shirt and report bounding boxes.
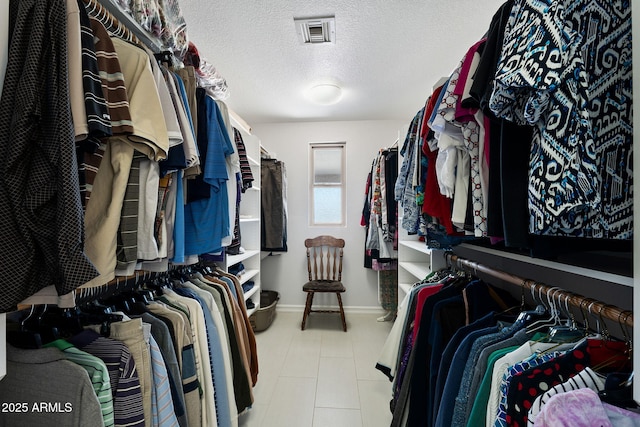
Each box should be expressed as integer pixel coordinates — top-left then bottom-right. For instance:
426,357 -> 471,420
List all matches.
111,38 -> 169,161
66,0 -> 88,140
82,139 -> 134,288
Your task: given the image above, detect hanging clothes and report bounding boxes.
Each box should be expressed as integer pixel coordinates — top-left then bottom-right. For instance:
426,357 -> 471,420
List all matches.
75,0 -> 113,210
43,337 -> 116,427
183,89 -> 233,257
261,158 -> 288,252
0,345 -> 105,426
364,148 -> 399,262
0,1 -> 261,426
378,253 -> 635,427
397,0 -> 633,258
362,147 -> 399,313
395,110 -> 422,235
68,329 -> 146,427
0,0 -> 99,312
234,128 -> 255,192
6,264 -> 259,427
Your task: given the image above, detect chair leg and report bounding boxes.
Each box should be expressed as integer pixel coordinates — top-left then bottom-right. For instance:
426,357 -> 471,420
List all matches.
301,292 -> 314,330
336,292 -> 347,332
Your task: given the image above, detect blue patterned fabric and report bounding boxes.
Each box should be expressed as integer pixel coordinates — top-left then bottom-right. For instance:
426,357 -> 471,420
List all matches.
396,110 -> 422,234
489,0 -> 632,239
171,170 -> 186,263
424,222 -> 476,250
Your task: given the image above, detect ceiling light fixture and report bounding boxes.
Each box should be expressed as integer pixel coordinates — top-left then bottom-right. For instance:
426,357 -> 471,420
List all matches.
306,83 -> 343,105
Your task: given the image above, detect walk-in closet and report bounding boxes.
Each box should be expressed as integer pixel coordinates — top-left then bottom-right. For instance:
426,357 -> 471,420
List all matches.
0,0 -> 637,426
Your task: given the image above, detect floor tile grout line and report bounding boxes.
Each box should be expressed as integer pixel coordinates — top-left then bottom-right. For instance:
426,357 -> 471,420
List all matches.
242,312 -> 394,427
311,344 -> 323,427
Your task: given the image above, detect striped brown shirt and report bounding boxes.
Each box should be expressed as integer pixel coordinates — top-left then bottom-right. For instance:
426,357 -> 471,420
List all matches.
89,16 -> 134,135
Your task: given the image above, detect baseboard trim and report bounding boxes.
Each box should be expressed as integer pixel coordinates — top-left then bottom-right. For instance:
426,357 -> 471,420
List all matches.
276,304 -> 387,315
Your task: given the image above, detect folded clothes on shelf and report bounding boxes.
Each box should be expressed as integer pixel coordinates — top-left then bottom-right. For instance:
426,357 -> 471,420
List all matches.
242,281 -> 255,293
229,263 -> 245,277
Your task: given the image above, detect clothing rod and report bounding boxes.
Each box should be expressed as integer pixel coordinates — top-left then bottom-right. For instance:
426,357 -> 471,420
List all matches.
445,253 -> 633,329
82,0 -> 162,53
74,271 -> 161,305
74,263 -> 213,305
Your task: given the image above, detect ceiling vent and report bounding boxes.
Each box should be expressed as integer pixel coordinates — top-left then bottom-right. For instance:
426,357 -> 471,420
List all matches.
294,16 -> 336,44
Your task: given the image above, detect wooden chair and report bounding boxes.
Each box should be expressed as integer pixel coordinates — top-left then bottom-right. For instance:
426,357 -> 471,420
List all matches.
301,235 -> 347,332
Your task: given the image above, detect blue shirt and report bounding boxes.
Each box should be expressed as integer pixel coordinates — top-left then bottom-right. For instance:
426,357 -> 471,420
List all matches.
184,93 -> 232,256
148,335 -> 179,427
172,170 -> 186,262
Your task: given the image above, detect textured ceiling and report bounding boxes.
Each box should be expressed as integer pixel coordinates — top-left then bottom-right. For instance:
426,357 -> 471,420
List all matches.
179,0 -> 506,125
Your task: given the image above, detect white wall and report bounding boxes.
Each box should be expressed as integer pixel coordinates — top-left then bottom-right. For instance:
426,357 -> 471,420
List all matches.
253,119 -> 406,310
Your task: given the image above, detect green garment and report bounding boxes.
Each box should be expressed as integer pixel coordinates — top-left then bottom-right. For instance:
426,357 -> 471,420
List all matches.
466,332 -> 547,426
45,339 -> 115,427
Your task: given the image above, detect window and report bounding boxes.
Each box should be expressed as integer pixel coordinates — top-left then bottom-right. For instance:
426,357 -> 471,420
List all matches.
309,142 -> 346,226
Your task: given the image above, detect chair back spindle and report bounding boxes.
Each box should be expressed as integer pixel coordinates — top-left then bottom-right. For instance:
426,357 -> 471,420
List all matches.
305,237 -> 344,282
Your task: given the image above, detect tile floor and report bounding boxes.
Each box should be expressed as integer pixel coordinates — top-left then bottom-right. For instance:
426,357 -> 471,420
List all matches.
238,311 -> 394,427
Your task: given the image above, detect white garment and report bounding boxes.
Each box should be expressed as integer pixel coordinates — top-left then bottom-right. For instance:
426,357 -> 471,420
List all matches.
434,128 -> 470,232
140,258 -> 169,272
377,290 -> 412,379
435,133 -> 460,198
163,68 -> 199,169
451,146 -> 470,230
17,286 -> 76,309
476,110 -> 490,225
137,158 -> 160,260
461,50 -> 481,104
